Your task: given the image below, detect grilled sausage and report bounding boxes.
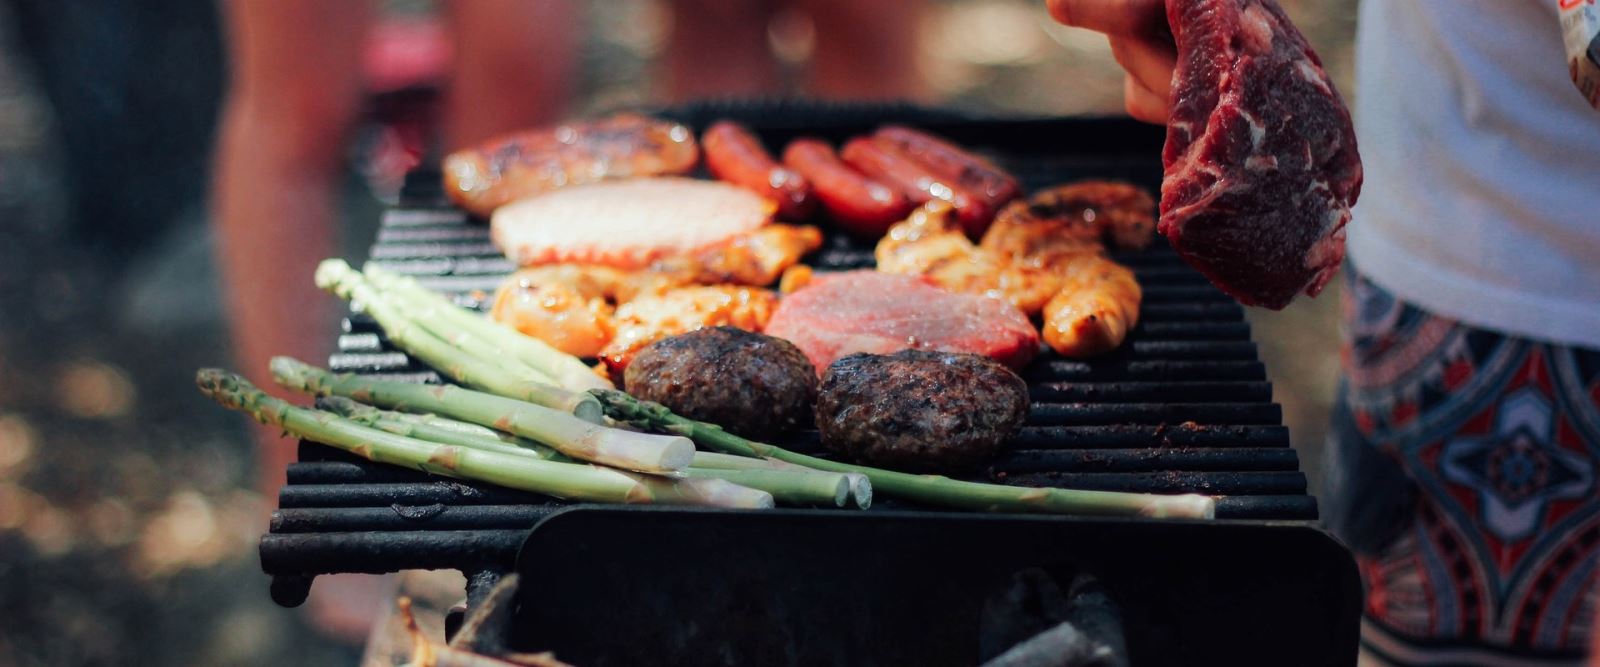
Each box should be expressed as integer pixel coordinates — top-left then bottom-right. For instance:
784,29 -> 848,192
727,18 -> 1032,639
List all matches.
816,350 -> 1029,474
625,327 -> 817,439
873,125 -> 1021,214
703,121 -> 815,221
443,113 -> 699,217
781,138 -> 913,238
841,137 -> 994,237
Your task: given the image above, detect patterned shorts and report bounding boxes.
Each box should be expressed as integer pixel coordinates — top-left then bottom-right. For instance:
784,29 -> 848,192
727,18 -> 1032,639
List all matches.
1324,268 -> 1600,664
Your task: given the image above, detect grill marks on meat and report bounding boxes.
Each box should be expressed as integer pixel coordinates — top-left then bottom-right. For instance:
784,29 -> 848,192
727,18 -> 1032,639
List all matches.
816,350 -> 1029,474
1161,0 -> 1361,309
764,271 -> 1040,374
443,114 -> 699,217
625,327 -> 817,439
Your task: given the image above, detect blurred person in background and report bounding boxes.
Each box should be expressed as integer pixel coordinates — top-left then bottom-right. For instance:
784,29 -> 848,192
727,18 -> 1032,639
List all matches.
1045,0 -> 1600,665
214,0 -> 926,647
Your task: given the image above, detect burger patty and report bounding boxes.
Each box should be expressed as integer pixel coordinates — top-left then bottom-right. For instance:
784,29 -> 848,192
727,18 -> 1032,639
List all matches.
815,350 -> 1029,473
624,327 -> 817,440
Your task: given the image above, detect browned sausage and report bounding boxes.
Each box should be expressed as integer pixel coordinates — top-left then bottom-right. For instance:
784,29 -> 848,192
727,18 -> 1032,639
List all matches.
840,137 -> 995,237
873,125 -> 1021,212
782,138 -> 913,238
442,113 -> 699,217
703,121 -> 815,221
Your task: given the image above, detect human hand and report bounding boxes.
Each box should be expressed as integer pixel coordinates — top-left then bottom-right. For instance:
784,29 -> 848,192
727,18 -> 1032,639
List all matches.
1045,0 -> 1176,123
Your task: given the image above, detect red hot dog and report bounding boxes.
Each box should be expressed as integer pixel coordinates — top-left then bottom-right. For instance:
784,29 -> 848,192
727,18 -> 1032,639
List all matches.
782,138 -> 914,239
702,121 -> 815,221
841,137 -> 995,237
873,125 -> 1021,209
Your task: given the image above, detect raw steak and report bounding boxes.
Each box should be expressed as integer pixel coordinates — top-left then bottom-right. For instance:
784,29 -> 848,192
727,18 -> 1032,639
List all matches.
764,271 -> 1039,374
1161,0 -> 1362,309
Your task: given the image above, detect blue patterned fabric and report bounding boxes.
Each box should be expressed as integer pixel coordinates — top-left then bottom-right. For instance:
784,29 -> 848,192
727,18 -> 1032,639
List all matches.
1326,267 -> 1599,663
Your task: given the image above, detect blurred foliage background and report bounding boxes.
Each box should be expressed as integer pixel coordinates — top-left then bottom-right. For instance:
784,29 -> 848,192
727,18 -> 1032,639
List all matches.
0,1 -> 1353,664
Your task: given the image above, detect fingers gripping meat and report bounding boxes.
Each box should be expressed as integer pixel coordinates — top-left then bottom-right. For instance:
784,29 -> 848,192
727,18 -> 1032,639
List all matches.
782,138 -> 913,238
703,121 -> 815,221
1042,254 -> 1142,358
443,114 -> 699,217
841,137 -> 994,238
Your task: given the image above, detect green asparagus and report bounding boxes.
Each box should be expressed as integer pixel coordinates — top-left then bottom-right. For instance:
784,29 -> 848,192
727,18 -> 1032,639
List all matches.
593,389 -> 1216,519
273,356 -> 694,474
363,263 -> 611,392
315,259 -> 602,421
196,369 -> 771,508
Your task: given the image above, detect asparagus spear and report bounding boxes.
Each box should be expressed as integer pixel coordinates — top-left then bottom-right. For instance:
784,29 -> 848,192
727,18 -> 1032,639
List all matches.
682,468 -> 850,507
688,451 -> 873,509
273,357 -> 694,474
318,396 -> 568,461
315,259 -> 603,421
196,369 -> 771,508
592,390 -> 1216,519
321,396 -> 855,508
363,263 -> 612,392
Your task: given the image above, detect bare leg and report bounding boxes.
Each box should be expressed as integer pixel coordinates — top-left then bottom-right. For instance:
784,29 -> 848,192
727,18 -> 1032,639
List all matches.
665,0 -> 780,100
213,0 -> 368,499
442,0 -> 579,150
799,0 -> 926,100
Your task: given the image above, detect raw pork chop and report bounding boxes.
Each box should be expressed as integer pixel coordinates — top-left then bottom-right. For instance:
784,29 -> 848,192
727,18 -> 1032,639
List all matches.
1161,0 -> 1362,309
491,177 -> 773,269
764,271 -> 1039,374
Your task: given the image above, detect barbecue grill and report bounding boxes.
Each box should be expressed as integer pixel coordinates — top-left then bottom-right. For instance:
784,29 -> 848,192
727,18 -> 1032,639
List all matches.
260,104 -> 1361,666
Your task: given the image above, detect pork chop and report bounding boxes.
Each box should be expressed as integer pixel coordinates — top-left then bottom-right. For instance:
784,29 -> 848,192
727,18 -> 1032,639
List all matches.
491,177 -> 774,269
764,271 -> 1039,374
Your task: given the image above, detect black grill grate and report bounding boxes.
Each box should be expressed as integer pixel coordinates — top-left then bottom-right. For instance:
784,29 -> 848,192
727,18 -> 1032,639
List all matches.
261,114 -> 1325,609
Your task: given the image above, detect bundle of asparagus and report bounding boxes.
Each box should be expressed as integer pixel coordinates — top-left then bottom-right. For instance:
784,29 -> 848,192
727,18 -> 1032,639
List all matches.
197,369 -> 773,508
315,259 -> 605,420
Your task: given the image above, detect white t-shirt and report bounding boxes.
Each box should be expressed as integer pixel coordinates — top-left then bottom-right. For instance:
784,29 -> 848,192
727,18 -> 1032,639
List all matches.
1350,0 -> 1600,349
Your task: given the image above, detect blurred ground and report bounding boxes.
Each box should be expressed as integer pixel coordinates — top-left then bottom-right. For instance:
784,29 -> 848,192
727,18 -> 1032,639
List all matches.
0,1 -> 1352,664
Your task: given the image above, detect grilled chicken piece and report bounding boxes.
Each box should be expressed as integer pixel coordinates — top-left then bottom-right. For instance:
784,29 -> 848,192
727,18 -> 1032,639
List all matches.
644,224 -> 825,291
490,265 -> 626,358
875,189 -> 1147,358
1042,254 -> 1142,357
443,114 -> 700,218
1001,180 -> 1158,252
876,202 -> 1060,315
490,225 -> 814,365
982,199 -> 1103,268
599,286 -> 778,381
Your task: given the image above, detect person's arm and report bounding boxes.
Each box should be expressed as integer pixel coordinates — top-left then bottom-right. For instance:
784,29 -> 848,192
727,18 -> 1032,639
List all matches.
441,0 -> 579,150
213,0 -> 369,497
1045,0 -> 1176,122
